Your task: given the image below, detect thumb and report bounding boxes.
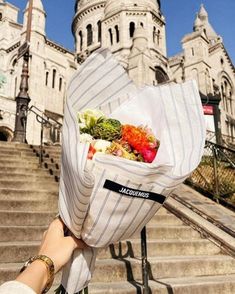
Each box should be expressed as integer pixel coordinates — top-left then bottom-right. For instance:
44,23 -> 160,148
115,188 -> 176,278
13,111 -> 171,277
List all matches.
66,236 -> 87,250
64,236 -> 78,251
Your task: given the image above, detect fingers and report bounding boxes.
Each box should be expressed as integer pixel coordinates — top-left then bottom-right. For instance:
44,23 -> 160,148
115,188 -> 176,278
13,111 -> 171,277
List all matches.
65,236 -> 87,250
42,230 -> 48,241
47,218 -> 64,236
74,238 -> 87,250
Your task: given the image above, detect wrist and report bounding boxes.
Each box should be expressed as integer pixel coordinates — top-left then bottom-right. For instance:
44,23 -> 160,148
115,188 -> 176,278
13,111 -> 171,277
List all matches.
16,260 -> 48,294
18,255 -> 55,294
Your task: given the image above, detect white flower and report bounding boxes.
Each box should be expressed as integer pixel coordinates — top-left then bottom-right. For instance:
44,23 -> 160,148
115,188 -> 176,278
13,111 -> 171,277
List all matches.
93,140 -> 111,153
80,133 -> 93,143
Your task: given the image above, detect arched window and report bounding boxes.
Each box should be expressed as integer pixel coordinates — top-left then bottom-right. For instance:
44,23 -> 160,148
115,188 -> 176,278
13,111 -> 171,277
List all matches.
0,13 -> 2,21
221,77 -> 233,115
129,22 -> 135,38
191,68 -> 199,85
79,31 -> 83,51
52,69 -> 56,89
108,28 -> 113,45
115,25 -> 119,43
155,67 -> 169,84
14,77 -> 17,97
153,26 -> 156,43
157,29 -> 160,45
45,71 -> 49,86
59,77 -> 62,92
205,69 -> 211,94
86,24 -> 93,46
97,21 -> 101,42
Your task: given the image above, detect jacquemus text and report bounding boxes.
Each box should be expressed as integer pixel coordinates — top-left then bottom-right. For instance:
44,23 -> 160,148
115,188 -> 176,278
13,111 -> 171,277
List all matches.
118,187 -> 149,198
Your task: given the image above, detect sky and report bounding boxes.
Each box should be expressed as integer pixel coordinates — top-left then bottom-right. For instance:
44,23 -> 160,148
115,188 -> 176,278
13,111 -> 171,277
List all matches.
7,0 -> 235,65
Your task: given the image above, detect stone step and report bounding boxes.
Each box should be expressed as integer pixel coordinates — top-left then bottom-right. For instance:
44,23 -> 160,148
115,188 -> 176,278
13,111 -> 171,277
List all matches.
0,161 -> 39,168
98,239 -> 221,259
88,275 -> 235,294
153,207 -> 170,215
145,225 -> 201,240
0,150 -> 36,157
43,162 -> 60,171
0,172 -> 53,181
0,226 -> 47,242
0,237 -> 221,262
92,255 -> 235,282
33,146 -> 61,154
0,157 -> 38,163
0,188 -> 58,200
0,180 -> 58,190
0,199 -> 58,212
41,157 -> 61,165
0,166 -> 49,175
0,211 -> 56,226
1,265 -> 235,294
149,214 -> 183,225
48,169 -> 60,178
0,142 -> 31,151
0,242 -> 39,263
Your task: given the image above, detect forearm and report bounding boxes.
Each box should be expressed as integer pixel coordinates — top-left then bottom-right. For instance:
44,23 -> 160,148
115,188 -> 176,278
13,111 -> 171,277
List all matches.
16,260 -> 48,294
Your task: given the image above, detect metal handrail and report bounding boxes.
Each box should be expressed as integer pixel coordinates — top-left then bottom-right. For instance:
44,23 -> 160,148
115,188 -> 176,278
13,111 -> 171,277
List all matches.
27,105 -> 62,166
141,227 -> 149,293
187,140 -> 235,204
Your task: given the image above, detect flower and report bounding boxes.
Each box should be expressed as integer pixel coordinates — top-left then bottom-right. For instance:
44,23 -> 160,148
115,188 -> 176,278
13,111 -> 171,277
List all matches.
121,125 -> 158,163
78,109 -> 105,135
122,125 -> 151,152
80,133 -> 93,143
141,147 -> 157,163
78,110 -> 159,163
93,140 -> 111,153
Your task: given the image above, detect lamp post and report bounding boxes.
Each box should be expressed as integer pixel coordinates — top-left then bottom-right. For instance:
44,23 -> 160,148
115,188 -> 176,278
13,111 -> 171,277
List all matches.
13,0 -> 33,143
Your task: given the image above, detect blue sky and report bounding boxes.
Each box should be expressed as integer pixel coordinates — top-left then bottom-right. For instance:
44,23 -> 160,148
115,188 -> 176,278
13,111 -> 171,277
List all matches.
8,0 -> 235,64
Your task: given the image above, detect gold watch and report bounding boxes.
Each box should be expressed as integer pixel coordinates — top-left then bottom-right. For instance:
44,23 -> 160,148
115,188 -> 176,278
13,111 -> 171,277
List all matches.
20,255 -> 55,294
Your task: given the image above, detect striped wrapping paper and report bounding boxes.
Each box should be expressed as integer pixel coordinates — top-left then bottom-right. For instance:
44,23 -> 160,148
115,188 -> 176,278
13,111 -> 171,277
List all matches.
58,48 -> 206,293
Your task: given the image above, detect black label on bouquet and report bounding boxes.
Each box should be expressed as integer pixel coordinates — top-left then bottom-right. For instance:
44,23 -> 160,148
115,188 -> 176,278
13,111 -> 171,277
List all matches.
103,180 -> 166,204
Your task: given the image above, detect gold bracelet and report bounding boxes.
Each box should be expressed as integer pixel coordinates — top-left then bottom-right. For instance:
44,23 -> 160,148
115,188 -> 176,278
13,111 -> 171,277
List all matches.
20,255 -> 55,294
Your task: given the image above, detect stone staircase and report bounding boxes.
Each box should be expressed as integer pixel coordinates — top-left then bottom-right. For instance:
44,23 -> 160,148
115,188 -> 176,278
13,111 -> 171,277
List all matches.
0,141 -> 235,294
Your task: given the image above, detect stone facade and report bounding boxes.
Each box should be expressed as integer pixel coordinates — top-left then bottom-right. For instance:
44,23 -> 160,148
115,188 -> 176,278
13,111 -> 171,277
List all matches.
0,1 -> 234,144
169,5 -> 235,142
0,0 -> 76,144
73,0 -> 169,87
73,1 -> 235,142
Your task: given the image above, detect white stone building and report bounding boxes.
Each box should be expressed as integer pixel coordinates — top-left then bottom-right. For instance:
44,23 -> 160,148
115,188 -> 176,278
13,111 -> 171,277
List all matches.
169,4 -> 235,143
0,0 -> 76,144
73,1 -> 235,144
0,0 -> 234,145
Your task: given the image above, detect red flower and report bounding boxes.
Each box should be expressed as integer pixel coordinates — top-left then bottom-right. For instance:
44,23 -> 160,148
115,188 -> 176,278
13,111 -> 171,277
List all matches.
141,148 -> 157,163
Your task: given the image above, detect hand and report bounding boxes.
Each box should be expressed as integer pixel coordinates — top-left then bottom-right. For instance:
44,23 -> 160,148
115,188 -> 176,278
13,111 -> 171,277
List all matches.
16,217 -> 86,294
39,217 -> 86,273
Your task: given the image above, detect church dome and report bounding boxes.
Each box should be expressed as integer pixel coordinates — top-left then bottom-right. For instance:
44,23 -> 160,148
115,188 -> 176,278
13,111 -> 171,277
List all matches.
104,0 -> 160,18
75,0 -> 107,13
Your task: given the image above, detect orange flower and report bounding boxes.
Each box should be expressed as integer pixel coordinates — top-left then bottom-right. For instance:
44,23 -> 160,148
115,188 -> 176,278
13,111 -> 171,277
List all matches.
122,125 -> 150,153
121,125 -> 158,163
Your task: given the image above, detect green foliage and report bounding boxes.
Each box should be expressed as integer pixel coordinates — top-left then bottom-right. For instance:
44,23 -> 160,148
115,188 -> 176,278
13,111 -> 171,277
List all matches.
93,118 -> 122,141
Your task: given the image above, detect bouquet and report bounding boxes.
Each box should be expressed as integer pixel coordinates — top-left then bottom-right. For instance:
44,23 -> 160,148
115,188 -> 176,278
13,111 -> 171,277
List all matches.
78,109 -> 160,163
57,48 -> 206,294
